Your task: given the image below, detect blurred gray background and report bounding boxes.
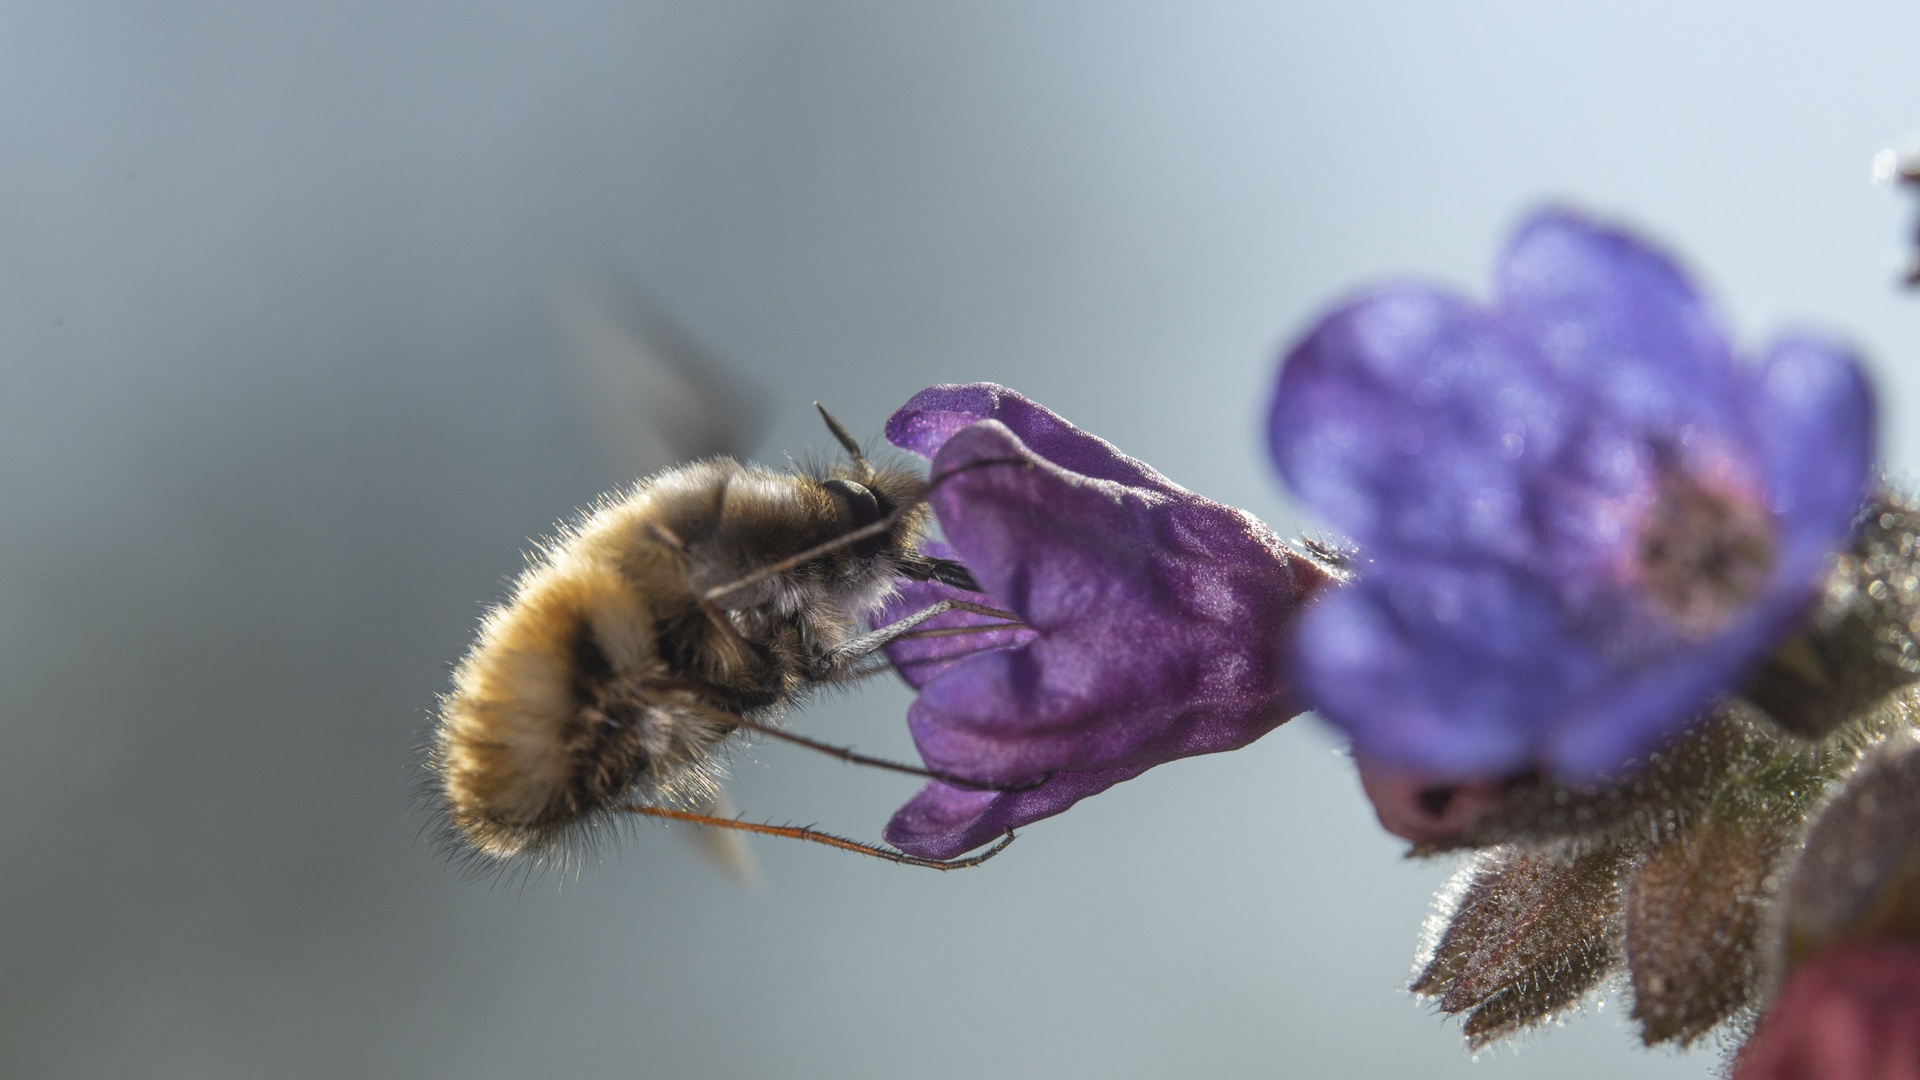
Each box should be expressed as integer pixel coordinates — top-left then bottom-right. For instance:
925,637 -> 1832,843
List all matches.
2,3 -> 1916,1078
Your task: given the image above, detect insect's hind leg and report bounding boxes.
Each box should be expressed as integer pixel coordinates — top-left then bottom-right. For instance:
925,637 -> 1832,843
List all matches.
622,805 -> 1015,870
726,714 -> 1047,793
643,687 -> 1048,794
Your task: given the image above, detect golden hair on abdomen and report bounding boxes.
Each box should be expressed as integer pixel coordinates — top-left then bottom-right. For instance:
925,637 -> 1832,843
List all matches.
429,454 -> 938,863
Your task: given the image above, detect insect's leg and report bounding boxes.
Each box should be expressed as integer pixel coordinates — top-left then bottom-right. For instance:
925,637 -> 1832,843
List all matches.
923,454 -> 1033,494
824,598 -> 1022,668
725,714 -> 1048,793
647,521 -> 758,657
701,455 -> 1029,605
636,686 -> 1048,793
895,551 -> 984,592
894,623 -> 1029,642
622,806 -> 1015,870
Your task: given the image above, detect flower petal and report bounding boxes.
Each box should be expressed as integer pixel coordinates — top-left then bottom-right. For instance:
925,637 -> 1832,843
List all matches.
887,382 -> 1180,492
1746,334 -> 1877,585
1297,563 -> 1600,774
1497,209 -> 1741,437
882,766 -> 1152,860
876,385 -> 1323,853
905,420 -> 1306,780
1268,285 -> 1570,561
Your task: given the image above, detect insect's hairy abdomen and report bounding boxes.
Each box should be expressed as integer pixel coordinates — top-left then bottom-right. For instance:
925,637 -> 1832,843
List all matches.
434,487 -> 729,858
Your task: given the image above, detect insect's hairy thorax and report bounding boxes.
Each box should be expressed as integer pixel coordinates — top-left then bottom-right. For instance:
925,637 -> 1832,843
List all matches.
596,458 -> 929,699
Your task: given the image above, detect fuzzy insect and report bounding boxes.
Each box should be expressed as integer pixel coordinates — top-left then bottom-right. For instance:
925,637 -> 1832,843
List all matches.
429,407 -> 1025,870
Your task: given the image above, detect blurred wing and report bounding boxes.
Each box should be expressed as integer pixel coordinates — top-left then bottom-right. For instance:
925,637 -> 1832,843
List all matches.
546,261 -> 769,884
682,787 -> 760,887
544,260 -> 766,474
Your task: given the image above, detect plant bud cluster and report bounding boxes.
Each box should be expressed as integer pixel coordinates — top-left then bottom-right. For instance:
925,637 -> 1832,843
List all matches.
1410,489 -> 1920,1063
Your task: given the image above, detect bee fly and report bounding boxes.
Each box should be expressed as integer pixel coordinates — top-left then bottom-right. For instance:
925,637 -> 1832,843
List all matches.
429,405 -> 1029,871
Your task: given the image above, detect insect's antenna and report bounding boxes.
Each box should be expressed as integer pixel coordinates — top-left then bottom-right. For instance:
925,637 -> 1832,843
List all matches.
623,806 -> 1016,871
702,454 -> 1029,604
814,402 -> 874,482
726,715 -> 1048,794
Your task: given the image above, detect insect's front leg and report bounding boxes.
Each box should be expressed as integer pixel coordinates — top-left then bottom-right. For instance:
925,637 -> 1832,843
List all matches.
819,599 -> 1024,677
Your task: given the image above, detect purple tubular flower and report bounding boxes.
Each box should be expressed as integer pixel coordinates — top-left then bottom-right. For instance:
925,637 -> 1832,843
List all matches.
876,384 -> 1329,858
1268,209 -> 1876,779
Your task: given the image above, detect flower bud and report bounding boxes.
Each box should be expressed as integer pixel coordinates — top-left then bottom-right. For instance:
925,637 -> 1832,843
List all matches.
1733,940 -> 1920,1080
1778,735 -> 1920,968
1741,490 -> 1920,741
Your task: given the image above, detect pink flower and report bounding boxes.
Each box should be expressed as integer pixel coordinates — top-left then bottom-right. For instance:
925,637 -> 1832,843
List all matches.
1735,940 -> 1920,1080
1353,757 -> 1511,846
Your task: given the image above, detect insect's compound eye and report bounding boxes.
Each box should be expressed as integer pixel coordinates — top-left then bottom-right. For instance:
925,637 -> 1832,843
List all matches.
821,478 -> 887,556
821,478 -> 882,528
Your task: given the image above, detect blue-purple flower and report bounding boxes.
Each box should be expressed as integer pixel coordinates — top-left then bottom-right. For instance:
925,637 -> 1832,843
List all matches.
1268,209 -> 1876,780
876,384 -> 1330,858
